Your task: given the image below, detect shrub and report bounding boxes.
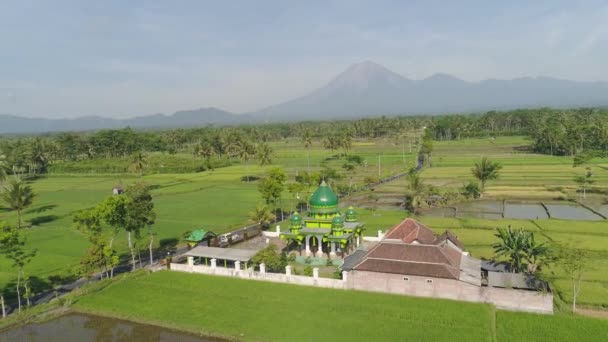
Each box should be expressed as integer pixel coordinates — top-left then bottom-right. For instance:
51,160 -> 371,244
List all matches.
326,258 -> 333,266
303,266 -> 313,277
304,256 -> 312,264
462,181 -> 481,199
287,253 -> 297,262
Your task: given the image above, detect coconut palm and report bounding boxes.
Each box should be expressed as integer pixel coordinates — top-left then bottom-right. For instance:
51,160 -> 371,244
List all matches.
249,204 -> 276,229
257,143 -> 273,166
302,130 -> 313,172
193,141 -> 215,160
1,177 -> 35,229
471,157 -> 502,196
0,154 -> 8,182
129,152 -> 148,177
238,140 -> 256,181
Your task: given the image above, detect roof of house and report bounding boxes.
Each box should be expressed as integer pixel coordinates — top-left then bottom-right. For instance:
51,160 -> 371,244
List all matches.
353,240 -> 463,279
185,246 -> 258,262
185,229 -> 217,242
434,230 -> 465,250
487,271 -> 548,291
383,218 -> 436,244
341,249 -> 368,271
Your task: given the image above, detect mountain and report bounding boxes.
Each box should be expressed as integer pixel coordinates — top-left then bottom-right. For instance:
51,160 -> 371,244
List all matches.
3,61 -> 608,134
254,61 -> 608,121
0,108 -> 247,134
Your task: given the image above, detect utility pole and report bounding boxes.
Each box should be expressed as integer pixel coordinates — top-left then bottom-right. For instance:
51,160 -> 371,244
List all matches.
1,295 -> 5,318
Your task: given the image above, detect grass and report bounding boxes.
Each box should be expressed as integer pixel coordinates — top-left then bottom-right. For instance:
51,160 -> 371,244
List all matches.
71,271 -> 608,342
496,310 -> 608,342
75,271 -> 495,341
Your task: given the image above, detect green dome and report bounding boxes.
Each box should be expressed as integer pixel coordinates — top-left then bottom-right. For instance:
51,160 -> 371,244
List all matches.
345,206 -> 357,222
331,215 -> 344,225
309,181 -> 339,212
331,214 -> 344,232
290,212 -> 302,223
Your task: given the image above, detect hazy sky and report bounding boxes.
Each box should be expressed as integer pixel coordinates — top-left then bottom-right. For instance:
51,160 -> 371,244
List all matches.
2,0 -> 608,118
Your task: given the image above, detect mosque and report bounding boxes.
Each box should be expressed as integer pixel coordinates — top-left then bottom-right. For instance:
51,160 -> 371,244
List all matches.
279,181 -> 365,257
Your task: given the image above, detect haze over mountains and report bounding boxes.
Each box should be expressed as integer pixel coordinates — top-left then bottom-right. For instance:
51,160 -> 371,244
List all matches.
2,61 -> 608,134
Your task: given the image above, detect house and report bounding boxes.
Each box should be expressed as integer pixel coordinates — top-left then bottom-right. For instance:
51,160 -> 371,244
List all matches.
342,218 -> 553,313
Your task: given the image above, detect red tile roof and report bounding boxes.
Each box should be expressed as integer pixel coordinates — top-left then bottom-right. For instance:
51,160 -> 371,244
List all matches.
354,241 -> 462,279
384,218 -> 436,244
353,218 -> 467,280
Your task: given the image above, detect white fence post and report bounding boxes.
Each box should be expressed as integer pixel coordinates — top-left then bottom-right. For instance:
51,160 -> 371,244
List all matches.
313,267 -> 319,281
187,256 -> 194,267
377,230 -> 383,239
235,261 -> 241,273
342,271 -> 349,288
260,263 -> 266,274
211,258 -> 217,268
286,265 -> 292,277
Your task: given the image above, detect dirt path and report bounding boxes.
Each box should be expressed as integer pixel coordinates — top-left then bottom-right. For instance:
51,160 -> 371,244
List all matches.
577,308 -> 608,319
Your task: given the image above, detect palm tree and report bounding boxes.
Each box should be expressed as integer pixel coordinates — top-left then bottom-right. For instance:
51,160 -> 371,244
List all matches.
129,152 -> 148,177
0,154 -> 8,182
238,141 -> 256,181
302,130 -> 313,172
492,227 -> 526,273
1,177 -> 35,229
471,157 -> 502,196
249,204 -> 276,229
194,141 -> 215,160
257,143 -> 273,167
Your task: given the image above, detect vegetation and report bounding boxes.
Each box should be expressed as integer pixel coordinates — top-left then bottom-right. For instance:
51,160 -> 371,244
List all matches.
251,244 -> 287,273
471,157 -> 502,196
1,177 -> 35,229
492,227 -> 550,274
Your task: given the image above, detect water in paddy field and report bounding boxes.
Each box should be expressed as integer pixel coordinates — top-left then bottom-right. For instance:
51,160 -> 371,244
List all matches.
504,203 -> 548,220
456,201 -> 503,214
544,204 -> 604,221
0,313 -> 220,342
422,200 -> 606,221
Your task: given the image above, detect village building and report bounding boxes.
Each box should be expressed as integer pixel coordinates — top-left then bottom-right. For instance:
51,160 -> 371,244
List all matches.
342,218 -> 553,313
279,181 -> 365,257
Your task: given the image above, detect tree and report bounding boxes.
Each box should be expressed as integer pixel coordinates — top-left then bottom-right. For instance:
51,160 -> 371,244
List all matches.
249,204 -> 276,229
257,167 -> 286,206
96,194 -> 129,277
251,244 -> 287,273
302,129 -> 313,172
0,153 -> 9,181
0,224 -> 37,312
73,208 -> 118,279
257,143 -> 273,166
238,140 -> 256,182
471,157 -> 502,196
573,168 -> 594,199
559,247 -> 589,313
492,227 -> 527,273
129,152 -> 148,177
1,176 -> 35,229
492,227 -> 550,274
461,181 -> 481,199
124,183 -> 156,270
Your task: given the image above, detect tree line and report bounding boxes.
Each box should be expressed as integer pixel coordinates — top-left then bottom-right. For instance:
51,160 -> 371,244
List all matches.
1,108 -> 606,177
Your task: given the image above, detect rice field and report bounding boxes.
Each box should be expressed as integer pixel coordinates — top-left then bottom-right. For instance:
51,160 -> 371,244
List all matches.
73,271 -> 608,342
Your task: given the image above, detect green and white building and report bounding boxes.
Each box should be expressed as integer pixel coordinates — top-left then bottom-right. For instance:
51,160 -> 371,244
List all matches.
280,181 -> 365,257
